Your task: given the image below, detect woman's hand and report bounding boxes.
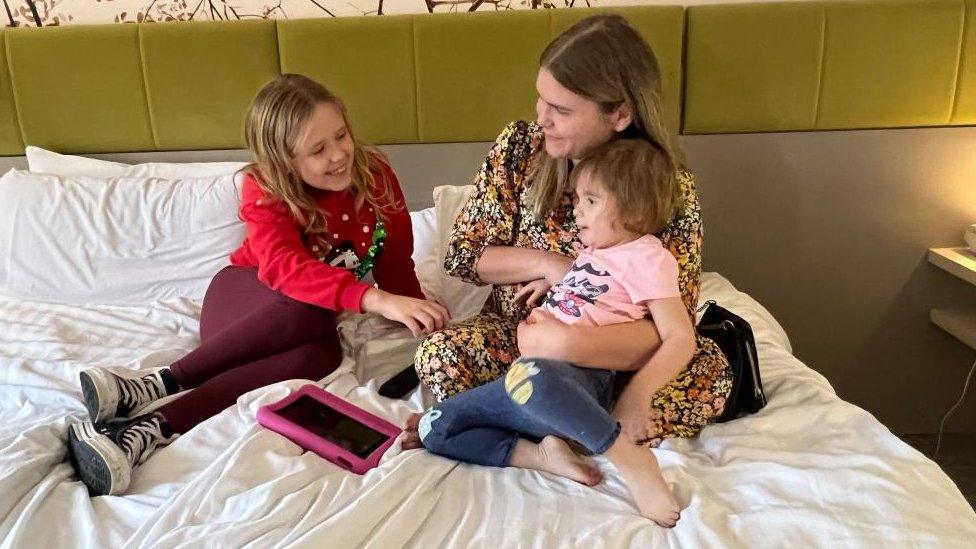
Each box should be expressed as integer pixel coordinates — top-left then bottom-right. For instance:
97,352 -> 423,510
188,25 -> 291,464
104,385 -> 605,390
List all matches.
514,279 -> 552,308
612,382 -> 658,444
517,308 -> 569,358
361,289 -> 451,337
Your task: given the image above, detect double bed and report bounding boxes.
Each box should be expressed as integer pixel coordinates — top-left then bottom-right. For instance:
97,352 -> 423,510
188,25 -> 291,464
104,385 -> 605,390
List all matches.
0,152 -> 973,547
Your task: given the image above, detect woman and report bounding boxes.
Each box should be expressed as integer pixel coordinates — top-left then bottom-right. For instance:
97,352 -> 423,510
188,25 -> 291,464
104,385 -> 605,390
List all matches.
406,14 -> 732,451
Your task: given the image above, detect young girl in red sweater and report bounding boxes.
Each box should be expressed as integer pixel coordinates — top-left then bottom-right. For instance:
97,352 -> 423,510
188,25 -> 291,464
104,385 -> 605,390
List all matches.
67,74 -> 449,496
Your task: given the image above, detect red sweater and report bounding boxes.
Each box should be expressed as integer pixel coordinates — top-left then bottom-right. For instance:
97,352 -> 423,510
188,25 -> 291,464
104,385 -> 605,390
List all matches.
229,163 -> 425,313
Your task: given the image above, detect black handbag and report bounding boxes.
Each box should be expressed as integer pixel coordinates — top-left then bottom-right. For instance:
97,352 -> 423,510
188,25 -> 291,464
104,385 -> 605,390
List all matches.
696,300 -> 767,423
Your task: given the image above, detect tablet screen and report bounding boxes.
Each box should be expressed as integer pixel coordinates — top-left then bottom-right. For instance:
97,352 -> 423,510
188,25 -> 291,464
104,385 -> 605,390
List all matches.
276,395 -> 388,458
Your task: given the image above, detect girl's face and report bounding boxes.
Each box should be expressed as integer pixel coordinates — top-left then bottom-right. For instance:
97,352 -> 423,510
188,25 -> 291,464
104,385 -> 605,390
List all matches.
573,172 -> 635,249
293,102 -> 355,192
535,67 -> 632,161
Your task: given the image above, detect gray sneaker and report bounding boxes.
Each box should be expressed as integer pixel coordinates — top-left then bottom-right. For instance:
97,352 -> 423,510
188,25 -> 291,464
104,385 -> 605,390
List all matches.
79,366 -> 181,422
68,413 -> 176,496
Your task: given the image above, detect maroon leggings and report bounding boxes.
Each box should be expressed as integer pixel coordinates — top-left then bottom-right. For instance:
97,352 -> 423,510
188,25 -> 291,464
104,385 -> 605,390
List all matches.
156,266 -> 343,433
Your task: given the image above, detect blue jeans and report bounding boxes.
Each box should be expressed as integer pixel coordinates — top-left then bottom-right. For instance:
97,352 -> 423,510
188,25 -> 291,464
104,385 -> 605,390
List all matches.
419,358 -> 620,467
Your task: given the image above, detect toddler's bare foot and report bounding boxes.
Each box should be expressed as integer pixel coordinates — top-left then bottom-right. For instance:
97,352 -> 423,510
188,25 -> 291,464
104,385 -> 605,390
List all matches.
510,436 -> 603,486
400,413 -> 424,450
605,438 -> 681,527
405,412 -> 421,432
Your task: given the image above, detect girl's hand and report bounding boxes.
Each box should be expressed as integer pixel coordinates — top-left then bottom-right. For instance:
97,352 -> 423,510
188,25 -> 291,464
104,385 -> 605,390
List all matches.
612,384 -> 658,444
517,308 -> 566,358
361,289 -> 451,337
514,279 -> 552,308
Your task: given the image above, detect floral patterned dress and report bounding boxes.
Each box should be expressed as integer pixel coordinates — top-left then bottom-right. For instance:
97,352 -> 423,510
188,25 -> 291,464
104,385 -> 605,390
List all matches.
414,120 -> 733,447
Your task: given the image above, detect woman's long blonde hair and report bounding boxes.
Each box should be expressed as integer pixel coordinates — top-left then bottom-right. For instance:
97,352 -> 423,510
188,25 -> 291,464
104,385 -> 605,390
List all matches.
243,74 -> 399,235
528,14 -> 681,221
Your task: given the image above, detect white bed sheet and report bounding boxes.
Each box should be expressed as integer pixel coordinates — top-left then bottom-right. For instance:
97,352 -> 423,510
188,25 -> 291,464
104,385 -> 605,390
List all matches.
1,273 -> 974,548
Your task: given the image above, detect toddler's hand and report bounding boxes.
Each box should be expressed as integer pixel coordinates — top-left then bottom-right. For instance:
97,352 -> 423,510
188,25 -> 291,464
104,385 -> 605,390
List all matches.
612,385 -> 658,445
514,279 -> 551,308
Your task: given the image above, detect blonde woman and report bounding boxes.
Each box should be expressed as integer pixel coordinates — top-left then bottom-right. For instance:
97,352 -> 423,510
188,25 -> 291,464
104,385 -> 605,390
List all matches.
67,74 -> 449,496
407,14 -> 732,493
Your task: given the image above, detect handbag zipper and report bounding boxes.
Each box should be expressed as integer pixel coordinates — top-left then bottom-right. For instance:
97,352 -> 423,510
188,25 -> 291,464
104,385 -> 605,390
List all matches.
742,338 -> 765,404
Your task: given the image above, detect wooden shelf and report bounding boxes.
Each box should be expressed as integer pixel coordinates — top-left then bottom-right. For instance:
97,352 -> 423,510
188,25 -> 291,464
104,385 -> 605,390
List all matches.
931,308 -> 976,351
928,247 -> 976,287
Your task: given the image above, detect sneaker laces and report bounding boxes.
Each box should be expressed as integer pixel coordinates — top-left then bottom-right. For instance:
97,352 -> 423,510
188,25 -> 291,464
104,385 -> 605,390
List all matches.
116,371 -> 169,412
118,416 -> 174,467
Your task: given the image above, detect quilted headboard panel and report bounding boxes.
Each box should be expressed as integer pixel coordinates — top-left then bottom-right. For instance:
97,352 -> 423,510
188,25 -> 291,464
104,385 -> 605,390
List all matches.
1,0 -> 974,156
0,5 -> 684,155
683,0 -> 976,133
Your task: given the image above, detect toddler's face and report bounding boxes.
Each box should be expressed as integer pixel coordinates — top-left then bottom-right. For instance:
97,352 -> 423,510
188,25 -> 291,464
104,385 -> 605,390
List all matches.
293,101 -> 355,192
572,173 -> 632,249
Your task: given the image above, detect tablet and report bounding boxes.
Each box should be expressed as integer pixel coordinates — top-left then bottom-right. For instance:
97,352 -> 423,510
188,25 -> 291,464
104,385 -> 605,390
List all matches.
257,384 -> 401,474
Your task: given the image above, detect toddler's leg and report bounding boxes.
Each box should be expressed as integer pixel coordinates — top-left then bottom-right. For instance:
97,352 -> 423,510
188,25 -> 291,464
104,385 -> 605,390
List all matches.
512,358 -> 680,526
416,375 -> 601,485
604,437 -> 681,528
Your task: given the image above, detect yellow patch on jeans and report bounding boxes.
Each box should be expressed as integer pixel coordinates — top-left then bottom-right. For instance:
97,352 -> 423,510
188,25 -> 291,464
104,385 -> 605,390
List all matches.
505,359 -> 538,405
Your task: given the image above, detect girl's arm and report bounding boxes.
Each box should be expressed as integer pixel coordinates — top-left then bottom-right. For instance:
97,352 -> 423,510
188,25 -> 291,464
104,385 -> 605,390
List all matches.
613,297 -> 697,443
517,309 -> 662,370
239,176 -> 370,312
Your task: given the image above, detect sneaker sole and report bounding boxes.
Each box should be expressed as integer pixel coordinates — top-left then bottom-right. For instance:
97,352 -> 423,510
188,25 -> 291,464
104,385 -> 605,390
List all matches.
80,368 -> 120,422
68,423 -> 130,496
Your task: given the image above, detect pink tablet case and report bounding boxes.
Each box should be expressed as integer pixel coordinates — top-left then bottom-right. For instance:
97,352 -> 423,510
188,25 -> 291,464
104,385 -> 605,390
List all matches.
257,384 -> 401,475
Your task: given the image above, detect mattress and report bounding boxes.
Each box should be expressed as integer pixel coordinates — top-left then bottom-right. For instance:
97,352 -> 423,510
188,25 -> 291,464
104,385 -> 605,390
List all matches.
1,273 -> 974,548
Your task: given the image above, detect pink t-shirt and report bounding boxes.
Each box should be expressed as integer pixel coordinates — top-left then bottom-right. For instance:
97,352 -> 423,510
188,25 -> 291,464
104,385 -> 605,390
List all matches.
541,234 -> 680,327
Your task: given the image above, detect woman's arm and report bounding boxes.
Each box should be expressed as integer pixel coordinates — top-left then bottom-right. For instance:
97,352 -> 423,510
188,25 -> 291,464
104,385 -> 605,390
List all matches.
443,121 -> 540,285
476,246 -> 573,286
517,309 -> 662,370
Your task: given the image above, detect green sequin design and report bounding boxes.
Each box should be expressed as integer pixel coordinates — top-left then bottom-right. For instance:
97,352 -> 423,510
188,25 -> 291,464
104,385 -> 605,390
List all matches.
353,219 -> 386,280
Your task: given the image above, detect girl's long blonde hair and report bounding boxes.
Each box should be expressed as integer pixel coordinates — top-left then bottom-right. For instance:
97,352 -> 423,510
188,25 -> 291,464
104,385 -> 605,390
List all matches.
243,74 -> 399,235
528,14 -> 682,221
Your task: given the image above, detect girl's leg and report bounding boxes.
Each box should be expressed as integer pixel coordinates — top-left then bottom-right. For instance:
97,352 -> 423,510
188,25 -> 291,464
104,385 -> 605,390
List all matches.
157,334 -> 343,434
70,329 -> 343,496
170,266 -> 339,388
79,266 -> 339,422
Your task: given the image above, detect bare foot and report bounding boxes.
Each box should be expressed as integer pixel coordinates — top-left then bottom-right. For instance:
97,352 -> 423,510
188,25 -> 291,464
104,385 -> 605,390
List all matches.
400,430 -> 423,450
400,413 -> 424,450
405,412 -> 421,432
605,438 -> 681,527
510,436 -> 603,486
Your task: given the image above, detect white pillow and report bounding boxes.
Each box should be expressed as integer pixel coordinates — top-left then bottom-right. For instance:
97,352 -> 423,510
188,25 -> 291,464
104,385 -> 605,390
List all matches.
25,146 -> 248,179
412,184 -> 490,322
0,168 -> 245,305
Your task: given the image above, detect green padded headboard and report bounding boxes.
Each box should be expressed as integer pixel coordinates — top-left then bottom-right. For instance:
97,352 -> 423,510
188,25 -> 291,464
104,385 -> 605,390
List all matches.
1,0 -> 974,156
683,0 -> 976,133
0,6 -> 684,156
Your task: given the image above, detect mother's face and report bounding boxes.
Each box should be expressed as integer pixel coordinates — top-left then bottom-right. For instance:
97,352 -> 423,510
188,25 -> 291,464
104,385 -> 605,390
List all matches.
535,67 -> 632,161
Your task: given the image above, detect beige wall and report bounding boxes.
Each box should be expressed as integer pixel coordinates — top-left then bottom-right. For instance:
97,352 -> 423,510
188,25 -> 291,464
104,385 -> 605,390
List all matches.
685,126 -> 976,434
